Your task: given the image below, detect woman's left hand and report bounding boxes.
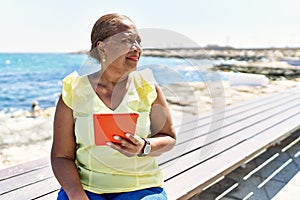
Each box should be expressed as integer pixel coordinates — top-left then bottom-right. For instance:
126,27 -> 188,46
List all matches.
106,133 -> 145,157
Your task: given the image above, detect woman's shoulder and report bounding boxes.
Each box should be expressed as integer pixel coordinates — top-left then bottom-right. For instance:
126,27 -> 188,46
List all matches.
62,71 -> 91,88
63,71 -> 79,84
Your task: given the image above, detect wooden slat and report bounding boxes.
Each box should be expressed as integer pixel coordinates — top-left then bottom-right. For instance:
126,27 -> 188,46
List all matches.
174,88 -> 296,129
34,190 -> 59,200
165,117 -> 300,199
164,112 -> 300,199
182,85 -> 300,126
158,93 -> 300,166
173,94 -> 300,144
0,166 -> 53,195
173,93 -> 299,147
0,158 -> 49,181
161,101 -> 300,183
0,177 -> 60,200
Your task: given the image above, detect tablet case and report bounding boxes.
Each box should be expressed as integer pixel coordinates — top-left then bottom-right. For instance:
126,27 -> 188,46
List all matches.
93,113 -> 139,145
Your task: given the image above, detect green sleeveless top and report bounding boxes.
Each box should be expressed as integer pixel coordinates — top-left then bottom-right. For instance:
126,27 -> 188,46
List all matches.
61,69 -> 164,194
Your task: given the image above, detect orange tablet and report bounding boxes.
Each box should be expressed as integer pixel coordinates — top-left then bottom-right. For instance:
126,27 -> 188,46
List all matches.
93,113 -> 139,146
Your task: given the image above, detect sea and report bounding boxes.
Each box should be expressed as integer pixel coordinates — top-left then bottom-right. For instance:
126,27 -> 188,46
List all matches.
0,53 -> 219,113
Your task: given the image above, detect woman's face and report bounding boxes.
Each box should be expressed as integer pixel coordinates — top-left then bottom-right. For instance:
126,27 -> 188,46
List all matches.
100,18 -> 142,74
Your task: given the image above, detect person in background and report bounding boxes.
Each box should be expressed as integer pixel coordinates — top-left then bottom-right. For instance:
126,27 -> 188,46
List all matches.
30,101 -> 41,118
51,13 -> 176,200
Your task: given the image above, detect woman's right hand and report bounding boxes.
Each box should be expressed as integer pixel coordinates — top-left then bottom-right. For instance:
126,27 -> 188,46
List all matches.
106,133 -> 145,157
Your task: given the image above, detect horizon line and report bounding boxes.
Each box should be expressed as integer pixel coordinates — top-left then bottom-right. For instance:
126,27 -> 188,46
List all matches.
1,45 -> 300,54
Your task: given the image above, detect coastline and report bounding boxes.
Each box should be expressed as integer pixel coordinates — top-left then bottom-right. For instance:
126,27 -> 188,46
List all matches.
1,77 -> 300,170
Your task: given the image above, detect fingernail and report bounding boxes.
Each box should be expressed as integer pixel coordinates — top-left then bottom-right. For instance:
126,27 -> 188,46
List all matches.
106,142 -> 112,146
113,135 -> 120,140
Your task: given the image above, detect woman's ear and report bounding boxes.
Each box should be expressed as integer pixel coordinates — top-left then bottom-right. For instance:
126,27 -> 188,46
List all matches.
97,41 -> 106,63
97,41 -> 104,49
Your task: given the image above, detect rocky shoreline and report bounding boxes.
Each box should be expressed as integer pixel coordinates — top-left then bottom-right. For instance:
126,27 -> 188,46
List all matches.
142,47 -> 300,78
142,47 -> 300,61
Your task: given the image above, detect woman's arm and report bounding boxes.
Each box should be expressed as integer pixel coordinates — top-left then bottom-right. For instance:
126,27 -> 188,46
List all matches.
51,97 -> 89,200
147,84 -> 176,156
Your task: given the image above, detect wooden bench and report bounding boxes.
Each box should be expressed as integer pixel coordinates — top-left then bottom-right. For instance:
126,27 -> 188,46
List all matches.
0,86 -> 299,200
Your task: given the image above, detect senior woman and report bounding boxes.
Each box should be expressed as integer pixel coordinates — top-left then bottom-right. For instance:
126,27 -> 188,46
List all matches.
51,13 -> 176,200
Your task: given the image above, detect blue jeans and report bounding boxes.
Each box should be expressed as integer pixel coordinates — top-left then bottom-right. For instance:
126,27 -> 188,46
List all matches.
57,187 -> 168,200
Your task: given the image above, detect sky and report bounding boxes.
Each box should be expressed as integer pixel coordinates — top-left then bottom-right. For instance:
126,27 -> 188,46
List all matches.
0,0 -> 300,52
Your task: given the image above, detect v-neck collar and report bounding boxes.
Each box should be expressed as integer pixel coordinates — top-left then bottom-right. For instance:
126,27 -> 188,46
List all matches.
84,75 -> 132,112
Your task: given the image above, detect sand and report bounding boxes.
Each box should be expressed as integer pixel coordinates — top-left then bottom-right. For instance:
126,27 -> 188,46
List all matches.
0,77 -> 300,170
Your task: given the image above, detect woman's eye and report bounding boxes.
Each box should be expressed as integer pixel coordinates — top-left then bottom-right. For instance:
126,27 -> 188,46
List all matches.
120,36 -> 141,46
136,38 -> 141,44
121,38 -> 133,43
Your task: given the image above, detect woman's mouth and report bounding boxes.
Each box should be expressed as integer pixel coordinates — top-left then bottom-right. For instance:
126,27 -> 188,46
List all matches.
126,55 -> 139,61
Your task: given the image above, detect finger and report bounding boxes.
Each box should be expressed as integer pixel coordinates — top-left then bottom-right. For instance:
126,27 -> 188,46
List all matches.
112,136 -> 131,149
113,135 -> 123,143
113,135 -> 130,148
125,133 -> 140,145
106,142 -> 134,157
106,141 -> 121,150
107,141 -> 127,152
120,142 -> 130,149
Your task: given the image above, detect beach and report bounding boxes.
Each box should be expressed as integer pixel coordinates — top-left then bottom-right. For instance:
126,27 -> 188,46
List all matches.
1,76 -> 300,170
0,107 -> 55,169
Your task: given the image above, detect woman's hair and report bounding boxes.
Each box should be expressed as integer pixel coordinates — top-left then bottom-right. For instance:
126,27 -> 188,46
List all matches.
89,13 -> 133,62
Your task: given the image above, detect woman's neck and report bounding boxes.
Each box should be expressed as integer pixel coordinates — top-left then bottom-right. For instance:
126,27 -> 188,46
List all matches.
97,68 -> 129,89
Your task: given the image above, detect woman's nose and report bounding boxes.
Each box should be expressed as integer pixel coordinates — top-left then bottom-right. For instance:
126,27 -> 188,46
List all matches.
130,40 -> 142,51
